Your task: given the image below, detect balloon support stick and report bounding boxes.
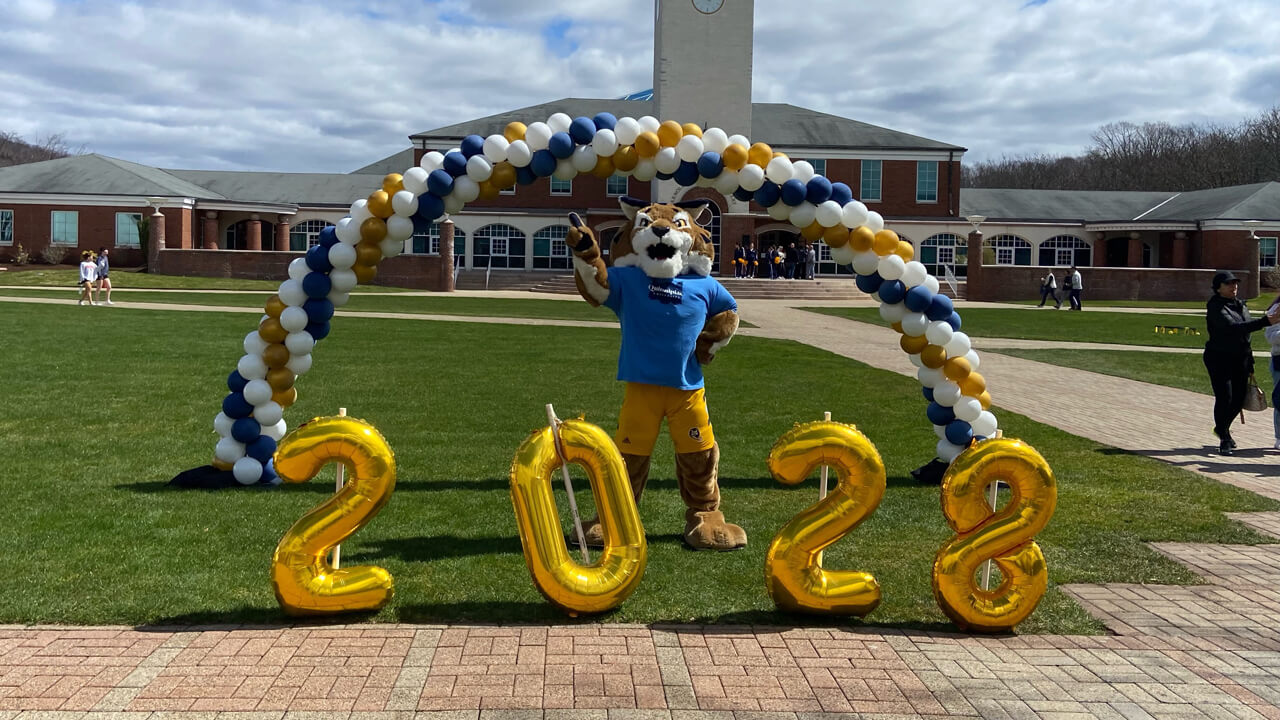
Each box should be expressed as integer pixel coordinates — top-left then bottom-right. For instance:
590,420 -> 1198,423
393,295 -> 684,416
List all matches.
817,411 -> 831,567
547,404 -> 591,565
332,407 -> 348,570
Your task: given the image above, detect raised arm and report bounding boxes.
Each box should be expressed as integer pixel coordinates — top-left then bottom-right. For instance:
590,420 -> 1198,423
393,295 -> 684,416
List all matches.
566,212 -> 609,307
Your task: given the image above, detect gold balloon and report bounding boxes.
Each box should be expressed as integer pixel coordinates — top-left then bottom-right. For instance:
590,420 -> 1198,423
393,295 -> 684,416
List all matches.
271,415 -> 397,615
613,146 -> 639,172
978,390 -> 993,410
890,321 -> 904,334
360,217 -> 387,243
510,418 -> 647,614
764,420 -> 886,616
591,155 -> 615,179
657,120 -> 683,147
212,457 -> 233,471
823,225 -> 850,248
490,161 -> 517,189
264,295 -> 286,318
381,173 -> 404,196
354,264 -> 377,285
477,180 -> 499,201
943,357 -> 972,382
504,121 -> 527,142
680,122 -> 703,138
921,345 -> 948,368
722,143 -> 748,170
848,226 -> 874,253
367,190 -> 393,219
895,240 -> 914,262
747,142 -> 773,166
901,334 -> 929,354
800,221 -> 824,241
267,367 -> 296,392
959,371 -> 987,397
932,437 -> 1056,632
273,386 -> 297,408
355,240 -> 383,267
258,317 -> 288,344
263,343 -> 290,369
634,131 -> 660,158
872,229 -> 899,256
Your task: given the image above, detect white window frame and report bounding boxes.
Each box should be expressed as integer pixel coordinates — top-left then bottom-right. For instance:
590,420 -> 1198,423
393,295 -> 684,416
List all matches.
1260,236 -> 1278,269
0,209 -> 12,245
606,174 -> 629,197
916,161 -> 938,203
50,210 -> 78,246
500,186 -> 516,196
289,219 -> 333,251
860,160 -> 882,203
550,177 -> 572,196
115,212 -> 142,247
491,236 -> 509,257
802,158 -> 827,178
986,234 -> 1033,266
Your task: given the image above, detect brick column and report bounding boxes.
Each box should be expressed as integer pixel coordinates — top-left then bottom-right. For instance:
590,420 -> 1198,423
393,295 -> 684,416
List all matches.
275,216 -> 290,252
439,220 -> 456,292
1172,231 -> 1189,268
966,229 -> 984,300
247,214 -> 262,251
147,206 -> 166,272
202,211 -> 219,249
1127,232 -> 1143,267
1093,233 -> 1107,266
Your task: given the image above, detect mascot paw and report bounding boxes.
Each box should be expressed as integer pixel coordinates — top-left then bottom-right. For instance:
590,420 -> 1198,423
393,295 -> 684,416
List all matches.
570,518 -> 606,548
683,509 -> 747,551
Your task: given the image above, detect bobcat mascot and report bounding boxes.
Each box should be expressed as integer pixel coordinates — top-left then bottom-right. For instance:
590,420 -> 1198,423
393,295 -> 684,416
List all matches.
566,196 -> 746,551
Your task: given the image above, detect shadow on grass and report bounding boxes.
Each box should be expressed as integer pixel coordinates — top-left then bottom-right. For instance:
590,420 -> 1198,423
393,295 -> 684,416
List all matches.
1096,446 -> 1280,477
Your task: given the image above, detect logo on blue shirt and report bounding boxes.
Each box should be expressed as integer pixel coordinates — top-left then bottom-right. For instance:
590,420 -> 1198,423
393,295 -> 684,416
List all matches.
647,279 -> 684,305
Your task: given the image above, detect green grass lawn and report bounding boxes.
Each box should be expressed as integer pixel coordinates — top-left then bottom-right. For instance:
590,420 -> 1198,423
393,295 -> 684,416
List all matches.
995,348 -> 1277,400
1002,297 -> 1278,311
1,301 -> 1275,633
0,268 -> 409,292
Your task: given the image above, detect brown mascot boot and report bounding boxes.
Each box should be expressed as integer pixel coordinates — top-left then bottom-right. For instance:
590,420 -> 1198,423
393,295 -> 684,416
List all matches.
579,453 -> 651,547
675,443 -> 746,550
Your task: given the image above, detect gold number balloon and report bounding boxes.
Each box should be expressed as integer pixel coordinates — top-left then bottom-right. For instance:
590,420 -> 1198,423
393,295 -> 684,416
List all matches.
764,421 -> 886,616
932,437 -> 1056,632
271,416 -> 397,615
509,418 -> 646,614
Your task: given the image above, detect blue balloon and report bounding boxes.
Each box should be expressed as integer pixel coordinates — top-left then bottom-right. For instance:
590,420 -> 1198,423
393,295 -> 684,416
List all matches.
443,151 -> 468,177
805,176 -> 833,205
305,244 -> 333,273
246,434 -> 276,463
427,169 -> 454,197
569,117 -> 596,144
922,386 -> 935,403
261,458 -> 280,484
855,271 -> 883,294
530,149 -> 557,177
317,225 -> 338,247
222,392 -> 253,419
878,279 -> 907,304
696,151 -> 723,178
945,420 -> 974,446
904,285 -> 934,313
592,112 -> 617,131
303,298 -> 334,323
830,182 -> 853,206
231,417 -> 261,444
673,161 -> 699,186
655,171 -> 674,181
947,312 -> 963,331
302,271 -> 331,299
460,134 -> 485,158
306,320 -> 330,341
732,187 -> 754,202
926,402 -> 956,426
516,166 -> 538,185
753,182 -> 781,207
548,132 -> 575,159
780,179 -> 807,206
926,294 -> 955,321
226,370 -> 248,394
414,192 -> 445,222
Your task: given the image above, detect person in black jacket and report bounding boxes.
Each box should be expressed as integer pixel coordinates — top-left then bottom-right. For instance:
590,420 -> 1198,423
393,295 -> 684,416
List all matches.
1205,271 -> 1279,455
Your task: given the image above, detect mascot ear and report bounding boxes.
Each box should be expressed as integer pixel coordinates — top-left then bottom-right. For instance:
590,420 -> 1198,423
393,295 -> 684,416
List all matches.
675,198 -> 714,226
619,196 -> 648,221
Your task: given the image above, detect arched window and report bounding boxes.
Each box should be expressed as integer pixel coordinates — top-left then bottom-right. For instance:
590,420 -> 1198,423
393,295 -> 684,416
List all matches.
289,219 -> 334,251
533,225 -> 571,270
984,234 -> 1032,266
1037,235 -> 1091,267
921,233 -> 968,278
410,219 -> 465,257
704,202 -> 721,269
473,223 -> 526,269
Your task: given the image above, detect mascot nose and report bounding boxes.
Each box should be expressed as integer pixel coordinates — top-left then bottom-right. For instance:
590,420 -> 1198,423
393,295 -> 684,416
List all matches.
651,226 -> 669,238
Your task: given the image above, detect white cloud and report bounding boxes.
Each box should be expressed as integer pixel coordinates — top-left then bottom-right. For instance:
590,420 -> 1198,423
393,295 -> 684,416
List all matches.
0,0 -> 1276,172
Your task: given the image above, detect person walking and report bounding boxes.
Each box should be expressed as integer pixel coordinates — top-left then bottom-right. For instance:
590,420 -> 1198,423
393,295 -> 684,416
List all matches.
1204,271 -> 1278,455
77,250 -> 98,306
1067,265 -> 1084,310
804,243 -> 817,279
1038,270 -> 1061,308
95,247 -> 113,305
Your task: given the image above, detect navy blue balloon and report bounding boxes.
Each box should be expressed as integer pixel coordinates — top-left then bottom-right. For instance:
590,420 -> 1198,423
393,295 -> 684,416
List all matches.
570,117 -> 596,144
830,182 -> 853,206
655,171 -> 674,181
945,420 -> 975,446
259,460 -> 279,485
460,134 -> 485,158
516,166 -> 538,185
302,271 -> 331,299
780,179 -> 807,206
548,132 -> 575,159
246,434 -> 277,463
947,311 -> 963,331
904,285 -> 934,313
427,169 -> 454,197
303,298 -> 334,323
926,294 -> 955,321
753,182 -> 781,207
878,279 -> 907,304
305,244 -> 333,273
530,149 -> 557,177
222,392 -> 253,419
922,386 -> 935,403
305,321 -> 330,341
231,417 -> 261,444
673,161 -> 699,187
442,151 -> 468,177
732,187 -> 754,202
415,192 -> 444,222
696,151 -> 723,178
805,176 -> 833,205
592,112 -> 617,131
926,402 -> 956,426
226,370 -> 248,394
317,225 -> 338,247
855,271 -> 883,293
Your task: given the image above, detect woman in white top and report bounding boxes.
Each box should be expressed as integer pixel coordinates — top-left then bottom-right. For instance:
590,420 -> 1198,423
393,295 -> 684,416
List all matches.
78,250 -> 98,305
1266,293 -> 1280,449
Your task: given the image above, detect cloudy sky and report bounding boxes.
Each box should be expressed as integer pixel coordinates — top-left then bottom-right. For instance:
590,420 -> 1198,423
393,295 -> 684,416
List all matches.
2,0 -> 1277,173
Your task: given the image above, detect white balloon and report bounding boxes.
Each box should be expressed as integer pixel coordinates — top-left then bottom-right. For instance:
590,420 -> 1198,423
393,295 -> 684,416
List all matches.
737,164 -> 765,191
386,215 -> 414,242
262,418 -> 288,441
654,147 -> 680,174
851,250 -> 880,275
632,159 -> 657,181
482,134 -> 510,163
287,257 -> 309,282
829,244 -> 855,265
329,267 -> 357,292
841,200 -> 870,229
237,353 -> 268,380
788,202 -> 817,229
924,275 -> 941,294
286,352 -> 313,375
879,301 -> 907,324
547,112 -> 572,134
253,400 -> 284,427
943,331 -> 972,357
243,379 -> 272,406
727,134 -> 750,148
766,202 -> 791,221
908,353 -> 925,368
637,115 -> 660,133
524,122 -> 552,151
964,350 -> 981,371
506,140 -> 532,167
917,367 -> 943,388
214,411 -> 234,437
791,160 -> 815,184
936,439 -> 965,463
614,117 -> 641,145
278,279 -> 306,307
243,330 -> 268,357
878,254 -> 906,280
934,423 -> 948,440
697,127 -> 726,153
215,436 -> 246,464
335,217 -> 360,244
591,128 -> 618,157
328,289 -> 350,307
867,211 -> 885,233
552,158 -> 577,181
327,243 -> 356,270
453,176 -> 480,202
284,330 -> 315,356
694,174 -> 715,188
419,151 -> 444,172
402,166 -> 429,195
279,306 -> 308,333
676,134 -> 704,163
443,193 -> 464,215
925,320 -> 954,347
816,200 -> 843,227
934,380 -> 962,407
901,312 -> 929,337
765,156 -> 794,183
380,237 -> 404,258
465,156 -> 492,183
901,261 -> 928,288
233,457 -> 263,485
391,190 -> 419,217
572,145 -> 598,173
713,169 -> 739,195
349,199 -> 371,225
971,411 -> 999,438
953,396 -> 983,423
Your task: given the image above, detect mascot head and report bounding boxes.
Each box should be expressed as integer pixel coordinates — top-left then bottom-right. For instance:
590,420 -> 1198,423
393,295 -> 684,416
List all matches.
612,196 -> 715,279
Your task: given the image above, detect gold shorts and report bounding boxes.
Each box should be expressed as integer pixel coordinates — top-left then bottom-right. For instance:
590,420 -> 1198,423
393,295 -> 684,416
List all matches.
615,382 -> 715,455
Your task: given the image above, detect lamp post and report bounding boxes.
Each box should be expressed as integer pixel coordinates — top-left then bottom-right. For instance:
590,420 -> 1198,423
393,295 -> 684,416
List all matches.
1243,219 -> 1263,239
964,214 -> 986,232
144,197 -> 167,271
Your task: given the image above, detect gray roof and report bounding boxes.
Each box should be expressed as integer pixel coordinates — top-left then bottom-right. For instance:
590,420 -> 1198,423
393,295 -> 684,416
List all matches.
166,169 -> 386,207
961,183 -> 1280,223
1140,182 -> 1280,221
350,148 -> 415,176
411,98 -> 966,152
0,154 -> 225,199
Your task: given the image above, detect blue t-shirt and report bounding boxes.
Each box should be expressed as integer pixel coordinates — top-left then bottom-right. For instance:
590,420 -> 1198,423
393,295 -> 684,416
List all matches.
602,265 -> 737,390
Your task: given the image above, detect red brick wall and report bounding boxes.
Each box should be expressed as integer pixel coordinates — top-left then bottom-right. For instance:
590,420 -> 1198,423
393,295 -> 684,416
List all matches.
153,248 -> 450,291
1202,231 -> 1260,297
0,203 -> 171,266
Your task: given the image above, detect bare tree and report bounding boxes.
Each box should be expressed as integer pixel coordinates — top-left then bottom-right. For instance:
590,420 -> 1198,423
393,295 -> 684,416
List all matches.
0,131 -> 82,168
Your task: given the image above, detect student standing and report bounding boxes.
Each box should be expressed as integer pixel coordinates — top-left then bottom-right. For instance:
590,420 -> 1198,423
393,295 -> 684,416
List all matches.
1204,271 -> 1278,455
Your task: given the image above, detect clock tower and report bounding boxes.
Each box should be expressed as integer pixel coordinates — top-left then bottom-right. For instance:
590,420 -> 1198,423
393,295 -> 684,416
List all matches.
653,0 -> 754,137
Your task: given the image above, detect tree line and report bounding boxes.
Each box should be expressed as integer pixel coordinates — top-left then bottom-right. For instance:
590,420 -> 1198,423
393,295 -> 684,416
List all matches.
962,107 -> 1280,191
0,132 -> 78,168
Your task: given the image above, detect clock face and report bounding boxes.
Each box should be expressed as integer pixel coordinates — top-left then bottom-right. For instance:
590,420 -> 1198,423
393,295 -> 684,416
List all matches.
692,0 -> 723,14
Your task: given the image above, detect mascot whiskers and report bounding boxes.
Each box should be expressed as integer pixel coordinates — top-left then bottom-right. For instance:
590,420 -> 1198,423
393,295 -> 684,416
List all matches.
566,196 -> 746,551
